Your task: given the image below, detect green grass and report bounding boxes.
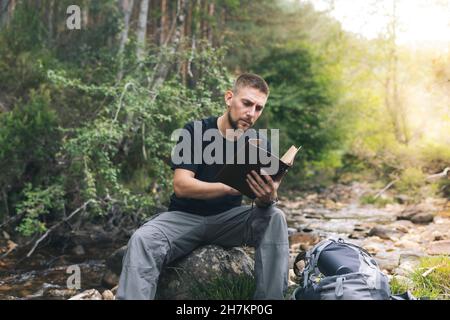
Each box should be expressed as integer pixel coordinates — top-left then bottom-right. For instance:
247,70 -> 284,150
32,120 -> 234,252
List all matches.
189,274 -> 256,300
391,256 -> 450,300
359,194 -> 394,208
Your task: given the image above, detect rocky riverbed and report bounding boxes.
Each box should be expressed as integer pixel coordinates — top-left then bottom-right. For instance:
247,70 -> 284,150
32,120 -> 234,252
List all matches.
0,182 -> 448,299
280,182 -> 449,281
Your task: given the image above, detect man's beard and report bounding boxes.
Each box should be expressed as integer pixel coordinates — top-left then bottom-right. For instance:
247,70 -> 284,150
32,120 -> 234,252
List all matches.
227,111 -> 239,130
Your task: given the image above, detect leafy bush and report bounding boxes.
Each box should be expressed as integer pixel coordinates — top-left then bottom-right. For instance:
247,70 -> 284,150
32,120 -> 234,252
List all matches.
253,45 -> 338,163
15,183 -> 65,236
48,44 -> 230,220
0,90 -> 61,219
395,167 -> 426,200
1,12 -> 232,232
359,194 -> 394,208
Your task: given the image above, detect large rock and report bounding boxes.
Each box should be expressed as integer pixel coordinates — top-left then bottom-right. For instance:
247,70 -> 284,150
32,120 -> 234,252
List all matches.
373,251 -> 400,274
410,213 -> 434,224
397,204 -> 435,224
156,245 -> 255,300
289,232 -> 320,248
426,240 -> 450,255
394,253 -> 424,276
104,244 -> 256,299
389,220 -> 415,233
69,289 -> 102,300
368,226 -> 394,240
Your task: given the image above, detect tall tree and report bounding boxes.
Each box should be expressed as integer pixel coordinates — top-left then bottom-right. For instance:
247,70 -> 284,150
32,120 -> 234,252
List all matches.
117,0 -> 135,80
0,0 -> 16,27
46,0 -> 54,44
160,0 -> 168,45
207,1 -> 214,44
384,0 -> 410,145
136,0 -> 150,61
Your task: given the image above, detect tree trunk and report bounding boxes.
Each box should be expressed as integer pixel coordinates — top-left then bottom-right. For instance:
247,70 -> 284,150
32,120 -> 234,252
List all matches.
200,0 -> 207,40
148,0 -> 156,45
118,0 -> 190,155
1,187 -> 9,224
82,1 -> 89,29
136,0 -> 150,61
385,0 -> 409,145
160,0 -> 168,45
47,0 -> 54,44
117,0 -> 135,80
151,0 -> 189,90
0,0 -> 16,27
182,1 -> 193,85
207,2 -> 214,44
217,6 -> 226,46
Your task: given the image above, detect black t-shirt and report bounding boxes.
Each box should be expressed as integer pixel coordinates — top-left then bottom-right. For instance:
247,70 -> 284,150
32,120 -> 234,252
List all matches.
168,116 -> 270,216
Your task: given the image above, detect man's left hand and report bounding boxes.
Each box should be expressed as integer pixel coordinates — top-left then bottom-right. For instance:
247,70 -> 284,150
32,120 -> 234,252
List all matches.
246,170 -> 280,206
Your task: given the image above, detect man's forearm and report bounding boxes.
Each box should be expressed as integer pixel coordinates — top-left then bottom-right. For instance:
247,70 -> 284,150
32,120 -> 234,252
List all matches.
174,176 -> 229,200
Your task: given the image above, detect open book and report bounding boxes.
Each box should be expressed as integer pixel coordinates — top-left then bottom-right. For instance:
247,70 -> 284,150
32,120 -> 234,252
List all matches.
215,139 -> 301,199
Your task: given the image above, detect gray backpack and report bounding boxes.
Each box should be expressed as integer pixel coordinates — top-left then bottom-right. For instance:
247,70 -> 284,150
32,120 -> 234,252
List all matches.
292,238 -> 392,300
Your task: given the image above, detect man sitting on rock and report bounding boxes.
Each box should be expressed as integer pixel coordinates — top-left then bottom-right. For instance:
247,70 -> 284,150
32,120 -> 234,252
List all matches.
116,73 -> 289,300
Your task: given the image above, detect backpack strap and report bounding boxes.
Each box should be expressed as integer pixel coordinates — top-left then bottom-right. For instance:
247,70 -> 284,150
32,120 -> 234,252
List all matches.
312,239 -> 335,275
335,276 -> 344,298
303,238 -> 336,287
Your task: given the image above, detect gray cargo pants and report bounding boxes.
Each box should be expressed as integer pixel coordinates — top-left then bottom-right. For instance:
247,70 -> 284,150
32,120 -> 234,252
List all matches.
116,204 -> 289,300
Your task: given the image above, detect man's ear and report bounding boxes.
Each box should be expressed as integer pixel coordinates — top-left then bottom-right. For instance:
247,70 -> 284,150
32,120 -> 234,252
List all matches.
224,90 -> 233,108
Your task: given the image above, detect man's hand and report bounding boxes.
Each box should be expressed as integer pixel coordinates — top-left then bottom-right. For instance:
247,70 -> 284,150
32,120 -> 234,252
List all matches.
246,170 -> 280,206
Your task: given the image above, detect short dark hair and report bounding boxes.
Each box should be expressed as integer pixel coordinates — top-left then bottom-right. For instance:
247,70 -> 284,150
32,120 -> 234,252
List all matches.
232,73 -> 269,96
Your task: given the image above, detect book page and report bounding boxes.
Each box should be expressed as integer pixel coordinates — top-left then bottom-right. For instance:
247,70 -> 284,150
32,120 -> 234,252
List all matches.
280,145 -> 300,165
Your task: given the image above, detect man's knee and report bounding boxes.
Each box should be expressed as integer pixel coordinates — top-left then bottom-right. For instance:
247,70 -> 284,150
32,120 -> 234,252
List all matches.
263,206 -> 287,228
269,206 -> 285,219
251,206 -> 287,245
126,225 -> 170,265
268,206 -> 288,233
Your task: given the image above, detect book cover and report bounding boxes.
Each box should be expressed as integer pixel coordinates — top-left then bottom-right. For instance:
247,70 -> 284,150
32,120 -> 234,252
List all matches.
215,138 -> 301,199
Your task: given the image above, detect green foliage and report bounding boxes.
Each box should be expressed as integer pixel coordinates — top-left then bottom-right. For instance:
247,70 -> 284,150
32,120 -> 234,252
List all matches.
359,194 -> 394,208
389,276 -> 410,295
189,274 -> 256,300
0,90 -> 60,193
254,45 -> 338,162
395,167 -> 426,200
0,1 -> 232,231
1,0 -> 448,241
391,256 -> 450,300
48,43 -> 230,219
2,1 -> 47,53
15,183 -> 65,237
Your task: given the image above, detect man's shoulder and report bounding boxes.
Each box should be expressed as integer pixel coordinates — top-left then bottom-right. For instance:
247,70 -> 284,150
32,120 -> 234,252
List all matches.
182,116 -> 217,131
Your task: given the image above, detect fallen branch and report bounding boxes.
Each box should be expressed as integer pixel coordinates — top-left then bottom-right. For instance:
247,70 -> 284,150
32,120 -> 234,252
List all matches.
374,178 -> 399,199
25,199 -> 94,258
426,167 -> 450,181
421,263 -> 444,278
0,212 -> 24,230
